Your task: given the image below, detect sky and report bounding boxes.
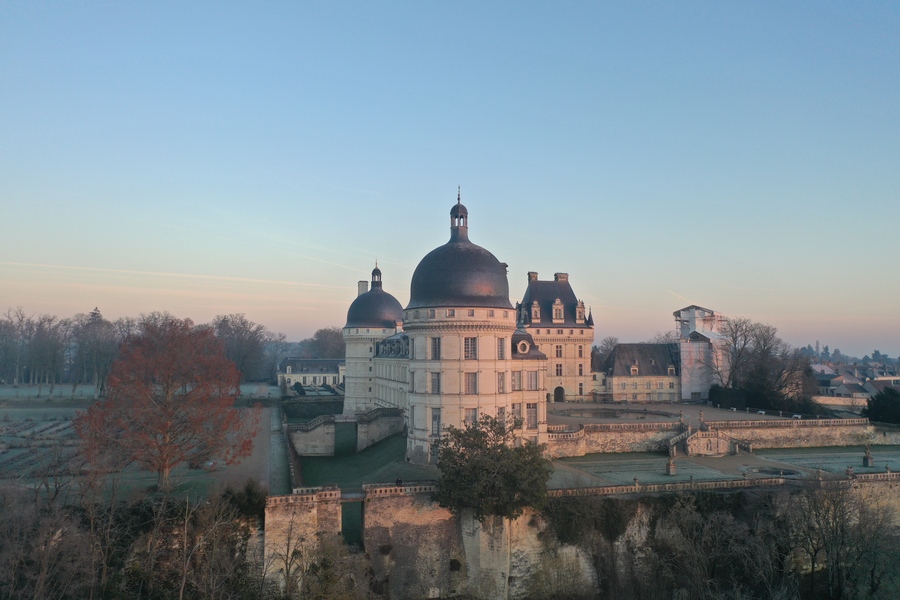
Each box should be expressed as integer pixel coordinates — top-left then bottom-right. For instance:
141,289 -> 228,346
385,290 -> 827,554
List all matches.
1,2 -> 898,358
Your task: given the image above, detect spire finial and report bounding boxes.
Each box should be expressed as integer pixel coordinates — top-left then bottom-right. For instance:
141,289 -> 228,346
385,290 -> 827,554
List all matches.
457,185 -> 461,204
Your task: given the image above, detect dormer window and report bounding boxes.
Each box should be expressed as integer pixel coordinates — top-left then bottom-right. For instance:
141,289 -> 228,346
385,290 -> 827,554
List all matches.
668,366 -> 676,376
576,301 -> 585,323
552,298 -> 564,323
631,365 -> 639,376
286,366 -> 292,374
531,301 -> 540,321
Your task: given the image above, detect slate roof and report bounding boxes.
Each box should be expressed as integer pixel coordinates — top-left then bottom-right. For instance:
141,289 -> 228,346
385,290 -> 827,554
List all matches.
511,329 -> 547,361
518,274 -> 593,327
345,268 -> 404,328
376,332 -> 409,358
278,358 -> 344,373
604,343 -> 680,377
406,202 -> 512,310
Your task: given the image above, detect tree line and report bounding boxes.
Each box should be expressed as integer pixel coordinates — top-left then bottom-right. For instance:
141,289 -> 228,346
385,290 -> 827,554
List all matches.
0,307 -> 347,392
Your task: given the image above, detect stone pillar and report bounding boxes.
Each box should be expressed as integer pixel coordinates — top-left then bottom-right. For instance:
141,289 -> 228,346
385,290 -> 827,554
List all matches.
666,457 -> 677,476
864,446 -> 874,468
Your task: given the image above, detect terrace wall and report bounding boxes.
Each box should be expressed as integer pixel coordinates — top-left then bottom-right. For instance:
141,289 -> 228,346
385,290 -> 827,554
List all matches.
286,415 -> 336,456
356,408 -> 405,452
702,418 -> 873,449
546,422 -> 684,458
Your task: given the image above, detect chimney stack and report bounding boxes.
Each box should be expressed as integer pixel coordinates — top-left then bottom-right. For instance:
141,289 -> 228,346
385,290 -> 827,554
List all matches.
357,281 -> 368,296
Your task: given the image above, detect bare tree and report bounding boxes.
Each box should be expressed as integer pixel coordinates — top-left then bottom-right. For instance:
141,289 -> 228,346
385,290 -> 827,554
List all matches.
646,330 -> 679,343
591,336 -> 618,371
788,481 -> 899,599
212,313 -> 273,382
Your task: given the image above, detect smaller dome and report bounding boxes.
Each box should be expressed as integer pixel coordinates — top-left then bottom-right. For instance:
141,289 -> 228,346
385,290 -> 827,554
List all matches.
345,267 -> 403,329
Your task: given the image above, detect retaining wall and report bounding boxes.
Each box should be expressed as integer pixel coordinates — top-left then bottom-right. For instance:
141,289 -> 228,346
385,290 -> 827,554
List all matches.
357,408 -> 405,452
547,422 -> 684,457
286,415 -> 336,456
703,418 -> 873,449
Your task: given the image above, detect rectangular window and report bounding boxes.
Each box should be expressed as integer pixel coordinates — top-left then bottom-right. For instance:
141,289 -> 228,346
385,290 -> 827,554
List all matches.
620,382 -> 626,390
557,329 -> 563,335
555,363 -> 563,376
409,372 -> 415,393
497,406 -> 506,424
464,337 -> 478,360
431,372 -> 441,394
578,345 -> 583,358
512,403 -> 522,420
497,372 -> 506,394
657,381 -> 664,389
646,393 -> 652,401
431,408 -> 441,435
578,363 -> 584,376
555,345 -> 563,358
468,309 -> 475,317
488,309 -> 495,317
526,371 -> 539,391
512,371 -> 523,391
669,381 -> 675,389
526,403 -> 538,429
431,337 -> 441,360
645,382 -> 651,389
464,408 -> 477,425
465,372 -> 478,394
410,405 -> 415,428
428,309 -> 435,318
446,309 -> 455,317
497,338 -> 506,360
578,383 -> 584,395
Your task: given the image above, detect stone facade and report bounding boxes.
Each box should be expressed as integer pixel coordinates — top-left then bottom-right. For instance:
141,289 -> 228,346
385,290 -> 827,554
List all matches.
603,343 -> 681,403
517,272 -> 595,402
546,422 -> 684,457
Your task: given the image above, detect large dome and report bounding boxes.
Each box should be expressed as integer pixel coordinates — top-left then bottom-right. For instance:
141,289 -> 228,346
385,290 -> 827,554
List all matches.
407,198 -> 512,310
345,267 -> 403,328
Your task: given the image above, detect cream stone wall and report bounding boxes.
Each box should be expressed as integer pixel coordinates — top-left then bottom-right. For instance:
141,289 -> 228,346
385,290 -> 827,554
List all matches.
530,328 -> 594,401
703,419 -> 873,449
403,306 -> 546,465
343,327 -> 397,415
607,373 -> 681,403
546,423 -> 684,457
362,485 -> 594,599
264,490 -> 342,582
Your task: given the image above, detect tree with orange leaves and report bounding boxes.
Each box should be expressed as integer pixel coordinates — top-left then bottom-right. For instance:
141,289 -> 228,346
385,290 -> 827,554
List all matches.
75,316 -> 258,492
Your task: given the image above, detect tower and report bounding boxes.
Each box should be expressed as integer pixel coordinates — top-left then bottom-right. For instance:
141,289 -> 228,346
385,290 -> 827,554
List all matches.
342,265 -> 403,415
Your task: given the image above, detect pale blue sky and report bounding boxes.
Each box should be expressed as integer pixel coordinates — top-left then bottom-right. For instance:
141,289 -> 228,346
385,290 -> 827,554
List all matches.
2,2 -> 898,357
